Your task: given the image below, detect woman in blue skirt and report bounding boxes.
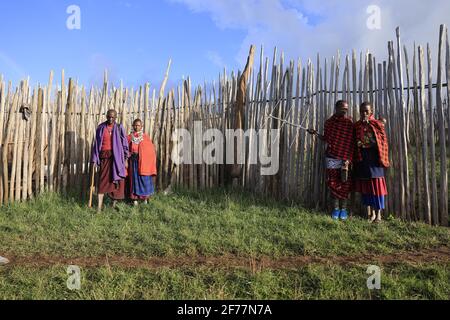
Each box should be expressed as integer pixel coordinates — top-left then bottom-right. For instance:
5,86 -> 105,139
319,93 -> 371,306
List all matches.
127,119 -> 157,205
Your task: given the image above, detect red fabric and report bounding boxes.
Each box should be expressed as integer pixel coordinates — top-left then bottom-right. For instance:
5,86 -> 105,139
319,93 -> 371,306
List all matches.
98,150 -> 125,199
324,115 -> 354,162
354,116 -> 390,168
130,141 -> 139,153
127,133 -> 157,176
354,177 -> 388,196
327,169 -> 352,200
101,124 -> 114,151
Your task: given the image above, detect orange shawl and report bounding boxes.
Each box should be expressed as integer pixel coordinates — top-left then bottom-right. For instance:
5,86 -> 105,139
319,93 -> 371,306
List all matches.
127,133 -> 157,176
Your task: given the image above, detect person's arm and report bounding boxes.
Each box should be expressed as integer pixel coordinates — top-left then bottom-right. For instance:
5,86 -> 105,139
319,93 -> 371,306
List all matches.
121,126 -> 130,168
91,126 -> 102,167
307,129 -> 325,140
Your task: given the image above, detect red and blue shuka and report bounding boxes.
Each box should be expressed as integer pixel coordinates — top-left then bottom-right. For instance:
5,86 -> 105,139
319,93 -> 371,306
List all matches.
126,131 -> 157,200
323,114 -> 354,200
91,122 -> 129,200
353,115 -> 389,210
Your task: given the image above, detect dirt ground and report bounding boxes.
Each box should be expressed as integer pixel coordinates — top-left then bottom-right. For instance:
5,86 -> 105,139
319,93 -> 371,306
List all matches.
3,246 -> 449,270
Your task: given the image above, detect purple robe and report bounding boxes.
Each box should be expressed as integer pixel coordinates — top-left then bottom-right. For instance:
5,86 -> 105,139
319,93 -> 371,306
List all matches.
91,122 -> 129,182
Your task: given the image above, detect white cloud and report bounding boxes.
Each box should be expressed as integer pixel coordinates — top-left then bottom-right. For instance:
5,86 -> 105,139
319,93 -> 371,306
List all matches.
170,0 -> 450,73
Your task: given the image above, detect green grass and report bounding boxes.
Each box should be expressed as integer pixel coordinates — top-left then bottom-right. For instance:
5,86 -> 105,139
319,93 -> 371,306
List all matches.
0,263 -> 448,300
0,187 -> 449,300
0,188 -> 448,258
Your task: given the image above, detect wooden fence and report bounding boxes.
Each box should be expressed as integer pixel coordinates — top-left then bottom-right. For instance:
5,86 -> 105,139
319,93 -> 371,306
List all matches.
0,26 -> 448,226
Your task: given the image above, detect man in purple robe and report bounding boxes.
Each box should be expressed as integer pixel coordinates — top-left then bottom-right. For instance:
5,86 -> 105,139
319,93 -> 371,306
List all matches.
91,109 -> 129,212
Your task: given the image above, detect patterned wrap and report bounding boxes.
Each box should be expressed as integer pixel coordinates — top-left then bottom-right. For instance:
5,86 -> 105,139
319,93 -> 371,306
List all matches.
326,157 -> 344,169
354,115 -> 390,168
323,114 -> 354,162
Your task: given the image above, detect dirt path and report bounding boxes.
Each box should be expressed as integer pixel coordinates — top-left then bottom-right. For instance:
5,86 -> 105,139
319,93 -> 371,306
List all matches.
3,246 -> 450,270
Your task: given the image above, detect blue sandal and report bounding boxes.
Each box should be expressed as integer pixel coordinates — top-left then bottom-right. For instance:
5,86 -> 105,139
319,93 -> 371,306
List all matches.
331,209 -> 340,220
340,209 -> 348,220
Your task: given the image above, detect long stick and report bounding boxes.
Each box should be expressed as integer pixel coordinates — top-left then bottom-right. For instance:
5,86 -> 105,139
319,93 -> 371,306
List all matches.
266,113 -> 310,131
88,164 -> 96,208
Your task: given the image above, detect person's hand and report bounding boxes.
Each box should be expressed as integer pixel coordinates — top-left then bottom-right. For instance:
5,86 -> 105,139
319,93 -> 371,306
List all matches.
343,160 -> 350,170
341,167 -> 349,182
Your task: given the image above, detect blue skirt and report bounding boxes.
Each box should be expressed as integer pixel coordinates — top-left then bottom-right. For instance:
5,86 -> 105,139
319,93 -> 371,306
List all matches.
131,156 -> 154,197
362,195 -> 385,210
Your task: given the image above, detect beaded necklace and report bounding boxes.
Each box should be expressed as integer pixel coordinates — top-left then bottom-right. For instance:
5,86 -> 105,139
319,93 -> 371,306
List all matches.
131,130 -> 144,144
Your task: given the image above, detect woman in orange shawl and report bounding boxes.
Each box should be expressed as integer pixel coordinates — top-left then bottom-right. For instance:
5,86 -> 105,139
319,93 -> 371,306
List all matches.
127,119 -> 157,205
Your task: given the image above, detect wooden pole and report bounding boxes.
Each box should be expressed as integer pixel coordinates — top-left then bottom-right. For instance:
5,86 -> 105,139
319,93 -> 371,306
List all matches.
435,25 -> 448,226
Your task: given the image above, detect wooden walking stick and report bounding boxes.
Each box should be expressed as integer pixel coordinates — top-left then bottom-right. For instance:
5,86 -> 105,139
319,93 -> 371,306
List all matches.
88,164 -> 96,208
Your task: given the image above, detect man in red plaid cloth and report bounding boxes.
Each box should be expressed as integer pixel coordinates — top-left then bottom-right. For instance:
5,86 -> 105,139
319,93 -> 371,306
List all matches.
308,100 -> 354,220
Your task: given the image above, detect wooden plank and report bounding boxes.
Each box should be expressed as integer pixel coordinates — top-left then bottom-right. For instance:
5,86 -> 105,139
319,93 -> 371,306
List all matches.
427,44 -> 439,225
34,88 -> 44,195
435,25 -> 448,226
2,90 -> 18,202
396,28 -> 410,221
387,42 -> 399,217
412,44 -> 423,221
0,80 -> 6,204
15,94 -> 25,201
363,52 -> 369,102
144,83 -> 150,135
447,28 -> 450,190
383,61 -> 393,214
298,66 -> 307,201
78,86 -> 87,199
48,86 -> 58,192
45,71 -> 54,191
8,90 -> 21,202
417,46 -> 431,223
55,91 -> 64,192
27,88 -> 38,197
21,85 -> 32,202
368,53 -> 374,103
352,51 -> 358,121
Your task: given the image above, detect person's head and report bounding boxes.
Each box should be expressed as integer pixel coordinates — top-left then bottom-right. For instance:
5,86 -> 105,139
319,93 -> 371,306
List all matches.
335,100 -> 349,117
133,119 -> 143,133
360,102 -> 373,122
106,109 -> 117,125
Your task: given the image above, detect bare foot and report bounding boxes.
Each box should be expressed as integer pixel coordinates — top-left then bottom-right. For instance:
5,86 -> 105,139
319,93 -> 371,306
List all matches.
0,256 -> 9,266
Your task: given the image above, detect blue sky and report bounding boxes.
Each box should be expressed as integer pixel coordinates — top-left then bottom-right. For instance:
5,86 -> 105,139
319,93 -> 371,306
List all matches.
0,0 -> 245,87
0,0 -> 448,89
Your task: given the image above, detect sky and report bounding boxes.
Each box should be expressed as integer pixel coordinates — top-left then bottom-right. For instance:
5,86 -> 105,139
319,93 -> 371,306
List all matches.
0,0 -> 449,89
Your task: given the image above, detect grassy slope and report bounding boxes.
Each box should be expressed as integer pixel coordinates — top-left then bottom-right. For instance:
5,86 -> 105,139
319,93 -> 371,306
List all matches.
0,188 -> 448,258
0,188 -> 449,300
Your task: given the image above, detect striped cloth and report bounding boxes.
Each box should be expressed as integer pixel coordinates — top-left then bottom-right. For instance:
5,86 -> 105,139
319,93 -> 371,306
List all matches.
354,116 -> 390,168
327,169 -> 352,200
324,114 -> 354,162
